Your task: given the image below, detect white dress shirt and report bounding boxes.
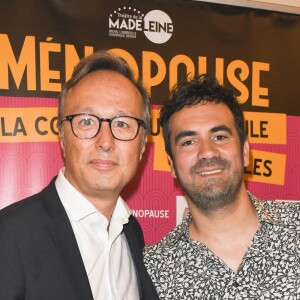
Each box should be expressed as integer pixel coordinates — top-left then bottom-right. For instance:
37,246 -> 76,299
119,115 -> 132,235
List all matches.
55,168 -> 139,300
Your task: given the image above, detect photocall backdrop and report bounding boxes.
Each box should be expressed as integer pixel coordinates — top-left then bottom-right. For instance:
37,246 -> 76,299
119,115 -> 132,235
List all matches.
1,0 -> 300,244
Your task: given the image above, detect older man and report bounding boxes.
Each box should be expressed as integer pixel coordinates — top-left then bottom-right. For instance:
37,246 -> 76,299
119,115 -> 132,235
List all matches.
0,51 -> 159,300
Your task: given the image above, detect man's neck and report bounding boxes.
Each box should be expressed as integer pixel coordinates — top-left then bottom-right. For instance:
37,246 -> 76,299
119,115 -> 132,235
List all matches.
188,189 -> 260,273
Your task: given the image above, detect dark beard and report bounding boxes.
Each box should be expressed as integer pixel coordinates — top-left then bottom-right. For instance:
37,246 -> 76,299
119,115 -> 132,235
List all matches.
175,157 -> 244,213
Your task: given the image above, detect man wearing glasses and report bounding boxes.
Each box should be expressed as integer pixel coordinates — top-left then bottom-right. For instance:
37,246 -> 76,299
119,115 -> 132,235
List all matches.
0,51 -> 159,300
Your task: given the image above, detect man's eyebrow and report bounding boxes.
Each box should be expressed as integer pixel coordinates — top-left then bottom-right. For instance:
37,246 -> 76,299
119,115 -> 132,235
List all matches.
174,125 -> 233,144
175,130 -> 197,144
211,125 -> 233,134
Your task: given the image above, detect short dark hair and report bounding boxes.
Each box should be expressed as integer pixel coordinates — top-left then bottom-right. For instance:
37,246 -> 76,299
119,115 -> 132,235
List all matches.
58,50 -> 150,133
159,74 -> 246,157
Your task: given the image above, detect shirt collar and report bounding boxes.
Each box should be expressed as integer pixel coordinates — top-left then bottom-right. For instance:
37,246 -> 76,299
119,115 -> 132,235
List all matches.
55,168 -> 132,223
247,191 -> 284,226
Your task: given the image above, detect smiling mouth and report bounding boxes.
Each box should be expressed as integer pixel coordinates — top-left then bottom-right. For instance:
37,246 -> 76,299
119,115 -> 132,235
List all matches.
199,169 -> 222,176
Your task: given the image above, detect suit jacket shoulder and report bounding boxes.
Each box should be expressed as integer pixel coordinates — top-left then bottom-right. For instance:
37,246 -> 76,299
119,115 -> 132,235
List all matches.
0,178 -> 93,300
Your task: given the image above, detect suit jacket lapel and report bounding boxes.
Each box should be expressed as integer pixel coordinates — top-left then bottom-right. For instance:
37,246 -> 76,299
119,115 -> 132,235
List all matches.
42,178 -> 94,300
123,217 -> 159,300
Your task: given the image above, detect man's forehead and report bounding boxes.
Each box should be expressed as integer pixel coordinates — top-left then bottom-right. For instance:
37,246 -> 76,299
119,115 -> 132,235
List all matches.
169,103 -> 236,136
170,102 -> 233,123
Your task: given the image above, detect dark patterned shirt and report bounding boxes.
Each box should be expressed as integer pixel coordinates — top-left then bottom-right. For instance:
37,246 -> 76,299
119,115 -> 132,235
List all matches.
144,193 -> 300,299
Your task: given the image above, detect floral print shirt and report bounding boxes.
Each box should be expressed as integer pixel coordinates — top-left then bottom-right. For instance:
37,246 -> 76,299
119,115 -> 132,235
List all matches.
144,193 -> 300,299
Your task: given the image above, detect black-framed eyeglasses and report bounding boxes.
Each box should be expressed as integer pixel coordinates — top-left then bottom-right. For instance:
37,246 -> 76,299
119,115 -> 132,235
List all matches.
61,113 -> 146,141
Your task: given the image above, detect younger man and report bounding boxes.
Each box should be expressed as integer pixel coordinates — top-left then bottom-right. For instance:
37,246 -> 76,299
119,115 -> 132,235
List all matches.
144,74 -> 300,299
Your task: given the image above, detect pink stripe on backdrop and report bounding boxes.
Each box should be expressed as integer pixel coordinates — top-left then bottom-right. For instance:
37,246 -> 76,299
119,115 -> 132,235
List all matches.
0,96 -> 58,107
0,142 -> 63,209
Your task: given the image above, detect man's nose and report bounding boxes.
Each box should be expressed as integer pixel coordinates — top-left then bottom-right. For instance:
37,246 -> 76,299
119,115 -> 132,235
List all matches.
95,122 -> 115,151
197,140 -> 219,160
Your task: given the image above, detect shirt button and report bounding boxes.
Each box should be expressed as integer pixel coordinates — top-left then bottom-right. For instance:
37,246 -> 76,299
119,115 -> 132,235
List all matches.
233,280 -> 239,288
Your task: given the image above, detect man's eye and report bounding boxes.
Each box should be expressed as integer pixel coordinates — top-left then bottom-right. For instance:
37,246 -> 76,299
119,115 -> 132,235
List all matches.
181,140 -> 194,146
213,135 -> 227,141
115,121 -> 130,128
79,118 -> 94,126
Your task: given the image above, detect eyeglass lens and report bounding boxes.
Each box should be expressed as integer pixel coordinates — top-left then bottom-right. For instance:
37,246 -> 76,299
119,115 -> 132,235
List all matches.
71,114 -> 140,140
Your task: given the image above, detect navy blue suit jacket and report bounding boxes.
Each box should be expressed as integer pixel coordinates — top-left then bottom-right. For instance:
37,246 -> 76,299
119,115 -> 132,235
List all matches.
0,178 -> 159,300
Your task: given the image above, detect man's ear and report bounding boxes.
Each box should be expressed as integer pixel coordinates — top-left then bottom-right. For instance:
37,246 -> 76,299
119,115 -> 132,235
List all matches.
139,134 -> 147,161
168,155 -> 177,179
243,140 -> 250,167
59,131 -> 66,158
